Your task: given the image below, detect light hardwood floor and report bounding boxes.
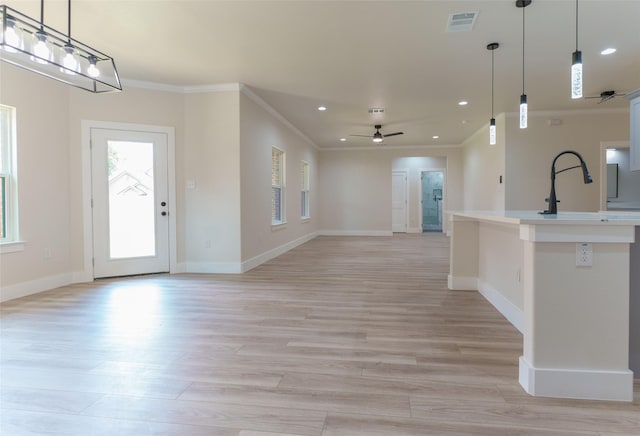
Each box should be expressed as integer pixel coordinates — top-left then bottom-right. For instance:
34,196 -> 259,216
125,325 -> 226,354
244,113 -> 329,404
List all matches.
1,234 -> 638,435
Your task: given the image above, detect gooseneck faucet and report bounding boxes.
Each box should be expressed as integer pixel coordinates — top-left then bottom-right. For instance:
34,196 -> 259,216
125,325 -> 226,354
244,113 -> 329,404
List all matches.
540,150 -> 593,215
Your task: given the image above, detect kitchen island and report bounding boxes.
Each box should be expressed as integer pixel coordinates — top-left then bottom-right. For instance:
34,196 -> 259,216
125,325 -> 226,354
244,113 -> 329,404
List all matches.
448,210 -> 640,401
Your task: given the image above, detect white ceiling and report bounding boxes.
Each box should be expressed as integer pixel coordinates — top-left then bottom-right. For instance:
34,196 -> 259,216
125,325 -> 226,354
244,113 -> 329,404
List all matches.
6,0 -> 640,148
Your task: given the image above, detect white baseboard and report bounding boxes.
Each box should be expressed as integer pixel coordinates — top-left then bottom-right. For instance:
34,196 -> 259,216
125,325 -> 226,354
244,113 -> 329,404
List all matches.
407,227 -> 422,234
185,261 -> 243,274
477,280 -> 524,333
185,232 -> 319,274
1,273 -> 73,303
447,275 -> 477,291
519,356 -> 633,401
241,232 -> 318,272
318,230 -> 393,237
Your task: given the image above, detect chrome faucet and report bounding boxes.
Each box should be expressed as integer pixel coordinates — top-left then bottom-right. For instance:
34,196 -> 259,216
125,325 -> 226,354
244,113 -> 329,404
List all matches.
540,150 -> 593,215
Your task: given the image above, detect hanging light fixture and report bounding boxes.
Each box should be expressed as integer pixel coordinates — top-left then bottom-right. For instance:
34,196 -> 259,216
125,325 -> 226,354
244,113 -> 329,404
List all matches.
516,0 -> 531,129
0,0 -> 121,93
571,0 -> 582,99
487,42 -> 499,145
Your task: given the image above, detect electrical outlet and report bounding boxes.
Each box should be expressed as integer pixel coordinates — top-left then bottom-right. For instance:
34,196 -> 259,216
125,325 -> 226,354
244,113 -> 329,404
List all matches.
43,247 -> 52,260
204,239 -> 211,249
576,243 -> 593,267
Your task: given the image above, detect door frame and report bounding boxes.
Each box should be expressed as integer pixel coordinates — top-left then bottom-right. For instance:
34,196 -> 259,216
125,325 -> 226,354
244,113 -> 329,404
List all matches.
80,120 -> 177,280
418,168 -> 446,233
391,169 -> 409,233
599,141 -> 630,212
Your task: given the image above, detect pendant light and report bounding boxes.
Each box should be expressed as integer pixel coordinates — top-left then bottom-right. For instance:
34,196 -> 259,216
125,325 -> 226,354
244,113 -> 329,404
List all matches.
487,42 -> 499,145
571,0 -> 582,99
516,0 -> 531,129
0,0 -> 121,92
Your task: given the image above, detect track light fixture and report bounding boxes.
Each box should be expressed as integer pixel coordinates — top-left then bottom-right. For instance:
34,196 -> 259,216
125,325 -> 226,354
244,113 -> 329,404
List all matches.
516,0 -> 531,129
571,0 -> 582,99
487,42 -> 499,145
0,0 -> 121,92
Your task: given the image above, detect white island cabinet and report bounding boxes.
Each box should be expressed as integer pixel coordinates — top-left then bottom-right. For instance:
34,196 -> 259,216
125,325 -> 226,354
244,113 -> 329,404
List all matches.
448,211 -> 640,401
627,89 -> 640,171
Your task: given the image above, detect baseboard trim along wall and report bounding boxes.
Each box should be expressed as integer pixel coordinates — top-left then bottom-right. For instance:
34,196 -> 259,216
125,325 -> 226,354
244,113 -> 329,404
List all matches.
318,230 -> 393,237
477,279 -> 524,333
0,273 -> 73,303
519,356 -> 634,401
184,232 -> 319,274
240,232 -> 319,272
447,275 -> 477,291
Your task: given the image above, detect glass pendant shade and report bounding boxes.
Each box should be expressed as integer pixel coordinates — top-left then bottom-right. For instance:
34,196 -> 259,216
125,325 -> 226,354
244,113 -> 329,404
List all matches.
61,44 -> 80,74
489,118 -> 496,145
32,31 -> 52,64
3,16 -> 22,52
0,5 -> 121,92
519,94 -> 528,128
571,50 -> 583,99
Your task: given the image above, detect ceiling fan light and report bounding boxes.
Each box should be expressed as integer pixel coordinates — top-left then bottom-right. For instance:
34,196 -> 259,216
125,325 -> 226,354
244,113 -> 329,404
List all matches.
372,136 -> 383,143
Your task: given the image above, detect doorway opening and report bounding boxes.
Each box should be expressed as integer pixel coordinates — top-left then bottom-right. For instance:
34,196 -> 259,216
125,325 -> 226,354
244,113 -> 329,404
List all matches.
421,171 -> 444,232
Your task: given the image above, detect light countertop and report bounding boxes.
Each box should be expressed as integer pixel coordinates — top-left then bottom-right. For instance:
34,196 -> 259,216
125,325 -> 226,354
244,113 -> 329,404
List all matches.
449,210 -> 640,226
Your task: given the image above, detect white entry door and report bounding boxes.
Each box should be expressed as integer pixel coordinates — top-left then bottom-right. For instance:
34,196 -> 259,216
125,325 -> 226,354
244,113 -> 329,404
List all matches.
91,128 -> 170,278
392,171 -> 408,233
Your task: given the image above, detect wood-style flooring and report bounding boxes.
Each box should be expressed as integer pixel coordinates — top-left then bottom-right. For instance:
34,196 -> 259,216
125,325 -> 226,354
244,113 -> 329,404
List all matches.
1,234 -> 639,435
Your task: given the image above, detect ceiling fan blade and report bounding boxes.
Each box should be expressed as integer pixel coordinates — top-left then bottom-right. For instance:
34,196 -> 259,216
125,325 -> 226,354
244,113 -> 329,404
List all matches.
383,132 -> 404,137
349,134 -> 373,137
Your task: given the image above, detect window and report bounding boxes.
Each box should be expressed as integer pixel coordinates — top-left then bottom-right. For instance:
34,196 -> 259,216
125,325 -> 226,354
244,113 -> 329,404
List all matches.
0,104 -> 17,244
301,160 -> 310,219
271,147 -> 285,225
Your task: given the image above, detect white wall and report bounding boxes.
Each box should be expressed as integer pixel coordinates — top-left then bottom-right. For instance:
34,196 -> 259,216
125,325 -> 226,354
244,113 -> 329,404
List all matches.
462,114 -> 506,211
183,91 -> 241,269
239,91 -> 318,262
606,148 -> 640,209
319,147 -> 463,235
505,111 -> 628,212
0,64 -> 72,292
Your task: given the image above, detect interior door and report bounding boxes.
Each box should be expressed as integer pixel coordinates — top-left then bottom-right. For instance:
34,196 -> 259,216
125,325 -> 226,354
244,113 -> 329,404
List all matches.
91,128 -> 170,278
392,171 -> 407,233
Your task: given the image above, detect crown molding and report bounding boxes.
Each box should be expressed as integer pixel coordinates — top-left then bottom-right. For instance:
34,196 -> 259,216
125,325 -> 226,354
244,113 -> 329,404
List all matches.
120,79 -> 318,149
320,144 -> 462,152
239,84 -> 318,150
121,79 -> 241,94
504,107 -> 628,118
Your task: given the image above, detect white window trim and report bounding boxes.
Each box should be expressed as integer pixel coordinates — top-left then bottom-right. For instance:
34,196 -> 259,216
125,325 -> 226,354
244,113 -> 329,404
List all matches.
301,160 -> 310,220
0,104 -> 21,250
272,146 -> 286,226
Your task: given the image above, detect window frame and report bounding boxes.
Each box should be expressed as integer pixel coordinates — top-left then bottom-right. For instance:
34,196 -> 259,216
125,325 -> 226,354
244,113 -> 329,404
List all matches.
271,146 -> 286,226
301,160 -> 310,220
0,104 -> 20,251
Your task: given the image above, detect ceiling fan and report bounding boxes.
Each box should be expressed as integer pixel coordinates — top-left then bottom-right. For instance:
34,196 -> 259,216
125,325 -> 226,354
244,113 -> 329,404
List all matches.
351,124 -> 404,143
584,90 -> 626,104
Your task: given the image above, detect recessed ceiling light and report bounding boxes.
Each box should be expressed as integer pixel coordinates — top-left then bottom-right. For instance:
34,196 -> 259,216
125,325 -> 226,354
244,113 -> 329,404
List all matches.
339,138 -> 346,142
432,135 -> 440,139
458,100 -> 468,106
317,106 -> 327,111
601,48 -> 616,55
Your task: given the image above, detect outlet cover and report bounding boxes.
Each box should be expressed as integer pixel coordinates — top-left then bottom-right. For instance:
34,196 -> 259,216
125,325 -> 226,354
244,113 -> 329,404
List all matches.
576,243 -> 593,267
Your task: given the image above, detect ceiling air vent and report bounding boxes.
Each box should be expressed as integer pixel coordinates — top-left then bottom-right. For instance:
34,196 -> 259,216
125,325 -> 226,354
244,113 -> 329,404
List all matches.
447,11 -> 479,32
368,108 -> 385,114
